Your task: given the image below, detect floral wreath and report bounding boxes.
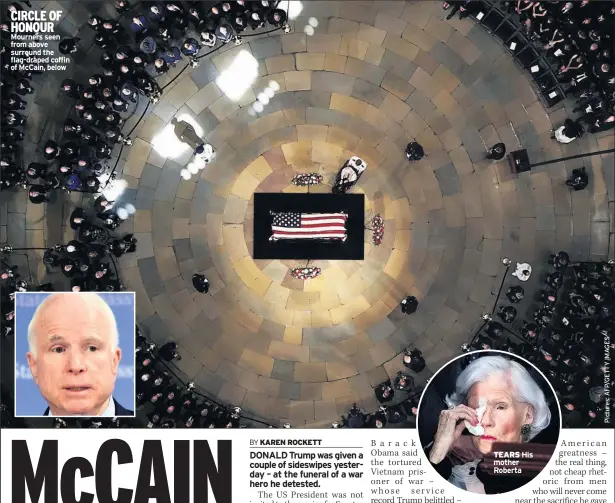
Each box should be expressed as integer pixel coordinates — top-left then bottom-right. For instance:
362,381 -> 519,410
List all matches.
371,214 -> 384,246
291,173 -> 323,186
290,266 -> 321,280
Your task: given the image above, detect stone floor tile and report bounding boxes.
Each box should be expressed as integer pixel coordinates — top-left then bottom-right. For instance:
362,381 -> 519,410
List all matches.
265,54 -> 296,74
503,99 -> 530,126
209,95 -> 240,121
217,382 -> 247,407
250,37 -> 283,60
425,15 -> 455,43
426,111 -> 453,135
382,34 -> 419,64
296,52 -> 326,71
307,34 -> 342,54
381,72 -> 415,101
271,359 -> 295,382
432,64 -> 462,95
314,400 -> 338,422
405,90 -> 436,119
322,54 -> 346,73
330,93 -> 368,118
189,59 -> 219,89
375,11 -> 407,37
434,163 -> 461,196
526,101 -> 553,135
374,0 -> 405,16
311,71 -> 356,96
186,82 -> 223,115
279,381 -> 301,400
237,348 -> 274,377
357,24 -> 387,46
137,115 -> 165,145
288,400 -> 315,424
402,110 -> 429,138
153,167 -> 181,204
409,67 -> 438,99
124,138 -> 152,179
284,70 -> 312,92
281,33 -> 307,53
449,31 -> 481,65
483,100 -> 509,129
296,124 -> 329,142
299,383 -> 323,401
138,257 -> 165,297
402,25 -> 438,53
340,35 -> 369,61
380,93 -> 411,123
337,2 -> 377,25
164,76 -> 199,109
268,340 -> 310,362
400,3 -> 431,29
328,17 -> 360,36
139,163 -> 162,190
152,98 -> 177,123
379,49 -> 417,81
294,362 -> 327,382
351,78 -> 386,107
344,58 -> 386,86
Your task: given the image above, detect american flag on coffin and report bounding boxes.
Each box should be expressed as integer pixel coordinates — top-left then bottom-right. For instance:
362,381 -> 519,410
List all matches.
270,212 -> 348,241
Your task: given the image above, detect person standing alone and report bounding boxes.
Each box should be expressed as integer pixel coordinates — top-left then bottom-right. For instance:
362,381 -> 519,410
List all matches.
486,142 -> 506,160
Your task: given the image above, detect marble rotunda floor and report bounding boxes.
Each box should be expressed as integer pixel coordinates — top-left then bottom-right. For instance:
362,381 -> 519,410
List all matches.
4,1 -> 614,427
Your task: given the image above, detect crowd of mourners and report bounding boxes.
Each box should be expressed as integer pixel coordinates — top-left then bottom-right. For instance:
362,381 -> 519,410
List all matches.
109,330 -> 427,429
520,0 -> 615,137
1,0 -> 288,197
1,0 -> 292,299
0,208 -> 136,332
1,3 -> 39,191
466,253 -> 614,428
339,348 -> 425,428
443,0 -> 614,141
532,1 -> 612,131
134,329 -> 250,428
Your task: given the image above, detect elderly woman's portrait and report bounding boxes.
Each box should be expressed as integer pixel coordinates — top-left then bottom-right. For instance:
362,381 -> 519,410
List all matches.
418,351 -> 560,494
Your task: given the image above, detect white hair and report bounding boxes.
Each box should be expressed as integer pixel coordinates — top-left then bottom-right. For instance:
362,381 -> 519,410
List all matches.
445,355 -> 551,441
27,293 -> 119,356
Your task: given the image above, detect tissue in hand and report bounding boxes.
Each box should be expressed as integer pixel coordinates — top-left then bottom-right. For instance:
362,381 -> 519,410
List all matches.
465,398 -> 487,436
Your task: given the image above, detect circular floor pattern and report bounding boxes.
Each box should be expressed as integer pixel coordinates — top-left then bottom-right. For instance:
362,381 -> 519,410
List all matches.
17,1 -> 611,427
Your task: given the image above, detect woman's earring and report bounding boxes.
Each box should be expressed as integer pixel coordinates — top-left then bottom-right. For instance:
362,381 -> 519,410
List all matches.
521,424 -> 531,439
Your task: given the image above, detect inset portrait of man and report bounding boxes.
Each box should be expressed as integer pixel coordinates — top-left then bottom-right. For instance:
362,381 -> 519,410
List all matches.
24,292 -> 133,417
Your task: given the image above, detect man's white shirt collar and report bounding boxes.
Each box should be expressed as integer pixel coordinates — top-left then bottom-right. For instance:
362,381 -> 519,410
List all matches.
49,398 -> 115,417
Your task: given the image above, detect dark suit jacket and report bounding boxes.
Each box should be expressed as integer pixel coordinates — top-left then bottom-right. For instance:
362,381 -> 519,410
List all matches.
44,398 -> 133,417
